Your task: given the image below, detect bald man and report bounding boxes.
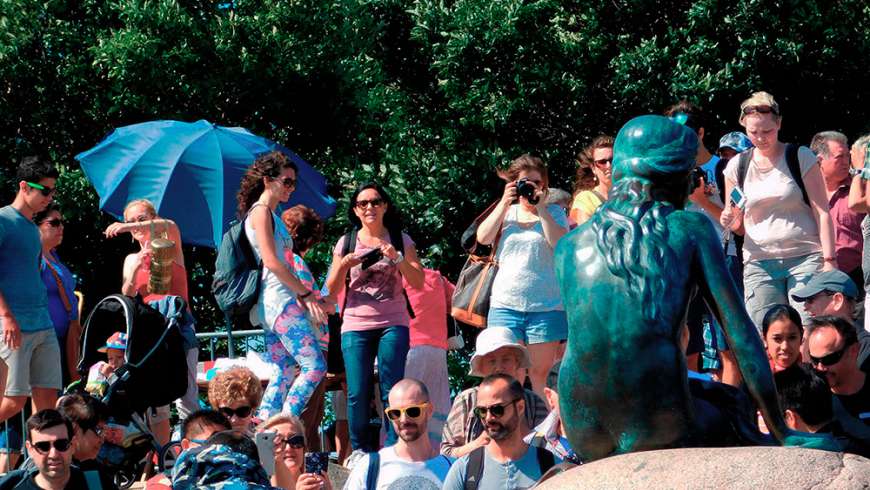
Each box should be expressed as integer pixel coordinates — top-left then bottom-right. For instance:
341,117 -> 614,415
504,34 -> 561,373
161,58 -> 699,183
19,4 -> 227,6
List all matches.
343,379 -> 452,489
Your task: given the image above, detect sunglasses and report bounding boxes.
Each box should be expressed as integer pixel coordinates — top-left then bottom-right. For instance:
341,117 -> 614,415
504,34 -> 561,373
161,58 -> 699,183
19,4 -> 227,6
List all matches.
125,214 -> 150,224
277,177 -> 297,189
355,198 -> 384,209
809,343 -> 853,367
385,403 -> 429,421
219,406 -> 253,418
741,104 -> 780,116
26,181 -> 56,197
593,158 -> 612,167
42,218 -> 64,228
87,425 -> 104,437
275,433 -> 305,449
31,438 -> 72,454
473,399 -> 520,419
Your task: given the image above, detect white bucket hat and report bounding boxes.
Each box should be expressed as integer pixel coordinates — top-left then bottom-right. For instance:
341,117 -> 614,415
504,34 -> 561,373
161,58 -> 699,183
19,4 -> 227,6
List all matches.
469,327 -> 532,377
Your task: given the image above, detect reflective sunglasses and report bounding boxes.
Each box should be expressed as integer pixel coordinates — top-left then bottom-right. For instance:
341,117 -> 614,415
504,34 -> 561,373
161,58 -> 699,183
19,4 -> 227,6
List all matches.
355,198 -> 384,209
31,438 -> 72,454
42,218 -> 64,228
26,181 -> 56,197
277,177 -> 297,189
385,403 -> 429,421
809,343 -> 853,367
275,434 -> 305,449
741,104 -> 780,116
473,399 -> 520,419
219,406 -> 253,418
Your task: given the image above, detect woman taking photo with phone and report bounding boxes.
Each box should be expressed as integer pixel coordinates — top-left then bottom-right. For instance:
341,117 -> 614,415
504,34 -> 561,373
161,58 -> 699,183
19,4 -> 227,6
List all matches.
237,151 -> 327,420
720,92 -> 836,329
476,154 -> 569,398
325,183 -> 424,458
257,413 -> 333,490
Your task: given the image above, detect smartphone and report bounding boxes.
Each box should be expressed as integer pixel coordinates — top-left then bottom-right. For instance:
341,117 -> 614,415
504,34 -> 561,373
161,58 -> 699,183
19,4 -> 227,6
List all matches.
730,186 -> 747,210
254,431 -> 277,476
304,451 -> 329,475
359,248 -> 384,270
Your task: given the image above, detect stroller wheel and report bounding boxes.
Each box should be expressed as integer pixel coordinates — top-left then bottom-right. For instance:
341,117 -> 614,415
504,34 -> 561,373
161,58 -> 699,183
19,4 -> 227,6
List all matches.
115,469 -> 137,489
159,440 -> 183,472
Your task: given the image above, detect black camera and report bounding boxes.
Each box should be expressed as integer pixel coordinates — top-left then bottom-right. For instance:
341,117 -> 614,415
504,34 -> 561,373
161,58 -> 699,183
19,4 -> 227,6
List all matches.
516,178 -> 540,204
691,167 -> 706,189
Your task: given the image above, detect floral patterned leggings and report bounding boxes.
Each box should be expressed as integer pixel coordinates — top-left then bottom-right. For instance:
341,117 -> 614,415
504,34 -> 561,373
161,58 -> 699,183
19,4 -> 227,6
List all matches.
257,302 -> 326,420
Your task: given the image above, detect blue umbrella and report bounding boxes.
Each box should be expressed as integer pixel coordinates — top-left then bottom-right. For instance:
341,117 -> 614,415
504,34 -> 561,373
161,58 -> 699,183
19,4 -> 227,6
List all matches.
76,120 -> 337,248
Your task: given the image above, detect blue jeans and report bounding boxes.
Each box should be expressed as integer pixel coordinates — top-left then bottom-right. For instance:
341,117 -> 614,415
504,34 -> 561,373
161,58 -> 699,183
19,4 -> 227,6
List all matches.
341,325 -> 409,451
743,253 -> 822,331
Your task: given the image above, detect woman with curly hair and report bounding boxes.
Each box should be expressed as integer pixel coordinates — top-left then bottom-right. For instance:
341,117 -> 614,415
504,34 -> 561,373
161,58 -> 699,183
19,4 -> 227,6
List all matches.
570,135 -> 614,225
236,151 -> 327,420
208,366 -> 264,435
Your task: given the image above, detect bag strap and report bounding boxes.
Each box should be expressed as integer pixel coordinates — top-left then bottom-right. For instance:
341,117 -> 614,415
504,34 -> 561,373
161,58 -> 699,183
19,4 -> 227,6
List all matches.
339,230 -> 357,319
245,203 -> 275,268
784,143 -> 810,207
736,149 -> 752,192
43,256 -> 72,313
462,200 -> 502,255
386,228 -> 415,319
537,446 -> 555,475
365,451 -> 380,490
464,446 -> 486,490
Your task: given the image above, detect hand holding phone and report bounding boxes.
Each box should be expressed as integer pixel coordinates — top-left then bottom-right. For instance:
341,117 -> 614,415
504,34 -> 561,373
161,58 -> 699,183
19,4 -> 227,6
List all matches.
304,451 -> 329,475
359,248 -> 384,270
730,186 -> 747,211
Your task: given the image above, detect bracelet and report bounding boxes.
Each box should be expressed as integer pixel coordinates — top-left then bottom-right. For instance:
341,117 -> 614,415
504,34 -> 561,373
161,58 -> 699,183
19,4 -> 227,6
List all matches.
391,252 -> 405,266
823,256 -> 837,262
298,290 -> 313,300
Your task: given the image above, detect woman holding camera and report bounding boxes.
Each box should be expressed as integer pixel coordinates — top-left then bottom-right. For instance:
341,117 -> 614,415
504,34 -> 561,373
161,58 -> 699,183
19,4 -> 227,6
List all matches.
325,183 -> 424,457
257,413 -> 333,490
476,154 -> 569,398
720,92 -> 835,329
237,151 -> 327,420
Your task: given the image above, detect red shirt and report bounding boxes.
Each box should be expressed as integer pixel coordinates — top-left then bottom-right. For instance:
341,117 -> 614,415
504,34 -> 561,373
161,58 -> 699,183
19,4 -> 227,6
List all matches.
829,185 -> 865,274
403,269 -> 455,350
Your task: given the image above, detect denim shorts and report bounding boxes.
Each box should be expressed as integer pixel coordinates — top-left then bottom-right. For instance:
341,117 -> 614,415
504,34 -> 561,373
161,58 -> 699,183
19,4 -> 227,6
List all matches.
487,307 -> 568,344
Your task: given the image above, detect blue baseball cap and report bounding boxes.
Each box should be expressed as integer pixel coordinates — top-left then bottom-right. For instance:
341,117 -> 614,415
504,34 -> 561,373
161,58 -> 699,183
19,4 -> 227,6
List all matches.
718,132 -> 753,153
791,270 -> 858,302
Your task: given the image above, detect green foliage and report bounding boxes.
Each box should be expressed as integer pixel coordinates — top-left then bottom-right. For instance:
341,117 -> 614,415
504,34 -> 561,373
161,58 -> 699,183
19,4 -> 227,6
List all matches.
2,0 -> 869,391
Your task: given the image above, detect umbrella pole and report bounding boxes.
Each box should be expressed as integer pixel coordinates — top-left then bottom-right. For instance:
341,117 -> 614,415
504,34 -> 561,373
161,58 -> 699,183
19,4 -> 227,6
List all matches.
224,313 -> 236,359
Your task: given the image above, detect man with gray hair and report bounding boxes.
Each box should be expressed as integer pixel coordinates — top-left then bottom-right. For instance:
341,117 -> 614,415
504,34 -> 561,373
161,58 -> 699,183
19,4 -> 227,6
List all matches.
811,131 -> 865,298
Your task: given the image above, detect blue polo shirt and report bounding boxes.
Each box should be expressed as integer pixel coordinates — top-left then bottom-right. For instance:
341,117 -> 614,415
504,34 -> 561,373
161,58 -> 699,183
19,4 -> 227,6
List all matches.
0,206 -> 52,332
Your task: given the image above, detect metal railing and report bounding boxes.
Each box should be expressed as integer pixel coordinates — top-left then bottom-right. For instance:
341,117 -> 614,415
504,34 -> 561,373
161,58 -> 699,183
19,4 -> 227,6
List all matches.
196,328 -> 266,360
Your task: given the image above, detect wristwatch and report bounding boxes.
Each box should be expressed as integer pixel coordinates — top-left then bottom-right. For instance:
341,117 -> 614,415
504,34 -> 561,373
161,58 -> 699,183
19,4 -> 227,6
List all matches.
849,168 -> 870,179
391,252 -> 405,265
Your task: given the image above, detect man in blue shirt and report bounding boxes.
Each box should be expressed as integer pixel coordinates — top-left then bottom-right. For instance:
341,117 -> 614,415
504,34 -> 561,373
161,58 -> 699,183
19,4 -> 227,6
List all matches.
0,157 -> 61,424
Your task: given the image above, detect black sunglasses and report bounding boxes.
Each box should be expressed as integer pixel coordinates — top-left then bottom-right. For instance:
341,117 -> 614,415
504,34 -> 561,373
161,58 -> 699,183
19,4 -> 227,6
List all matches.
741,104 -> 780,116
219,406 -> 252,418
809,343 -> 853,367
277,177 -> 297,189
42,218 -> 64,228
355,198 -> 384,209
473,399 -> 520,419
275,434 -> 305,449
26,181 -> 56,197
32,438 -> 72,453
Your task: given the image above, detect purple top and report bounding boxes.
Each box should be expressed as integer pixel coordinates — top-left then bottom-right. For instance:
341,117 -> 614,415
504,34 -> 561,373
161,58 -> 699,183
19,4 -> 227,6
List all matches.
40,250 -> 79,339
333,232 -> 414,332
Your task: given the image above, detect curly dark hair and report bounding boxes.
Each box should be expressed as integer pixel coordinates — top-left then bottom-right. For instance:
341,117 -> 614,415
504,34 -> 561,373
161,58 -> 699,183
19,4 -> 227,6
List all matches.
573,136 -> 613,194
346,182 -> 404,233
281,205 -> 324,255
236,151 -> 299,219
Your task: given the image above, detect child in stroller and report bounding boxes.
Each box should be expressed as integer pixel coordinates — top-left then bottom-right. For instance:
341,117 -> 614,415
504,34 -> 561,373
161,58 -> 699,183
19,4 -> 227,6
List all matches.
85,332 -> 128,398
72,294 -> 189,488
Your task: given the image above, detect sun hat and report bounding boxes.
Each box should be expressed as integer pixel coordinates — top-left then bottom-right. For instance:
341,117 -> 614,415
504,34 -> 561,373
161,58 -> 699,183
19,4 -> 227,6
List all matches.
98,332 -> 128,353
718,132 -> 753,153
469,327 -> 532,377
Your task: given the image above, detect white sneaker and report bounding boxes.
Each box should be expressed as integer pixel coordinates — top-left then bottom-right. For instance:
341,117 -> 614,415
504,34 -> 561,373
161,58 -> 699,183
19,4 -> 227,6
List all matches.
344,449 -> 368,471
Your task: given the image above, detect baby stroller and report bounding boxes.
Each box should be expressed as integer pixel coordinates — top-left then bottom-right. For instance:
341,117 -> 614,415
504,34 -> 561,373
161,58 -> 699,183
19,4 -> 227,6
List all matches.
74,294 -> 188,488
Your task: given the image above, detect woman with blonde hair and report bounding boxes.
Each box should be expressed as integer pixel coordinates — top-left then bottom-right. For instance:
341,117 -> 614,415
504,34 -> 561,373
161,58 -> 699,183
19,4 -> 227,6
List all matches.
476,154 -> 569,397
257,413 -> 333,490
720,91 -> 836,329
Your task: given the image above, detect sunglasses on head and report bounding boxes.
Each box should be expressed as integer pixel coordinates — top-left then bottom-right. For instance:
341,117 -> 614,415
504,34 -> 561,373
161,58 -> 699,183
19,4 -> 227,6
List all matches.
385,403 -> 429,421
809,343 -> 853,367
32,438 -> 72,454
219,406 -> 252,418
42,218 -> 64,228
741,104 -> 780,116
26,182 -> 56,197
355,198 -> 384,209
275,433 -> 305,449
473,399 -> 520,419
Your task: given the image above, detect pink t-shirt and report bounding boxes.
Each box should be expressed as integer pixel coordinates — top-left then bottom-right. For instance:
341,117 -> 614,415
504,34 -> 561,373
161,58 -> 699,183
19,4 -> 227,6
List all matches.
403,269 -> 455,350
334,232 -> 415,332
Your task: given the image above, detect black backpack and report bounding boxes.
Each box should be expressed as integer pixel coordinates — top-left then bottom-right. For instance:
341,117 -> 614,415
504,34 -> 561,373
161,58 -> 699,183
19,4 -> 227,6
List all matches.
463,446 -> 555,490
212,209 -> 273,320
736,143 -> 809,207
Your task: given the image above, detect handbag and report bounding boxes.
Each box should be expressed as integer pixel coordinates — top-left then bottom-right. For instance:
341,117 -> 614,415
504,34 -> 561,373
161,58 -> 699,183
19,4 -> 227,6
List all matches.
451,201 -> 502,328
442,274 -> 465,350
